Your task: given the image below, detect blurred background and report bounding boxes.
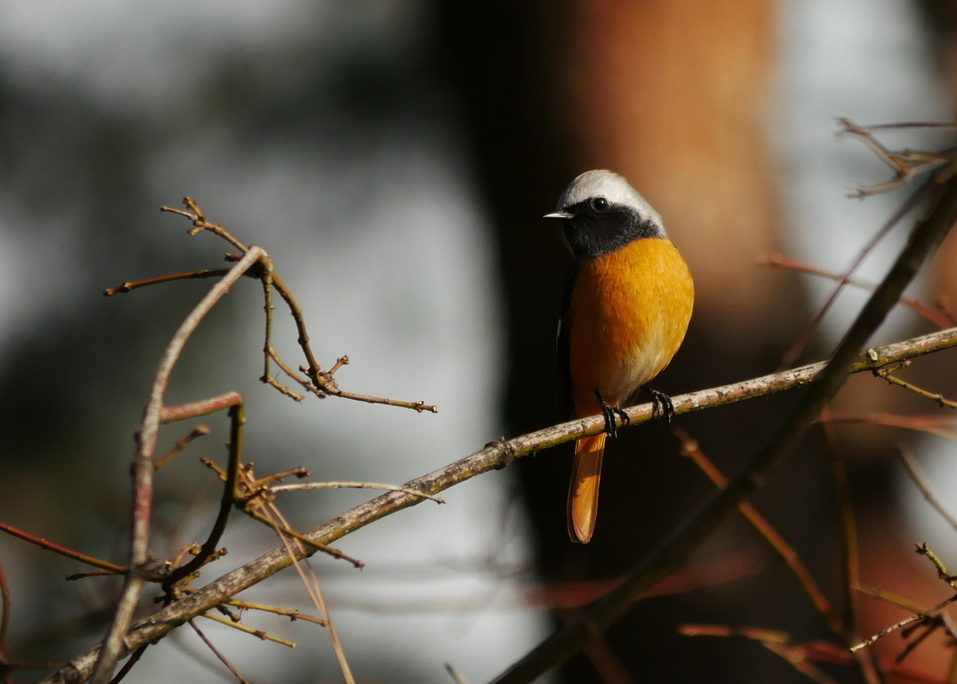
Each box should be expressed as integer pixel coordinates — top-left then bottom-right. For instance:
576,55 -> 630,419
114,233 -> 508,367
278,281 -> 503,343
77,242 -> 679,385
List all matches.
1,1 -> 957,682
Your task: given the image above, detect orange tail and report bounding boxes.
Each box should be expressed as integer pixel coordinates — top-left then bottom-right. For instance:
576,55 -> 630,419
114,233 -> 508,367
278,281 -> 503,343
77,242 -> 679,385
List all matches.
567,433 -> 607,543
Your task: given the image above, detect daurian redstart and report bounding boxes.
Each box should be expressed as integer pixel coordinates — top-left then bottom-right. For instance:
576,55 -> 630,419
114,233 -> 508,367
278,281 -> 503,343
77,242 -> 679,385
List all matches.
545,170 -> 694,543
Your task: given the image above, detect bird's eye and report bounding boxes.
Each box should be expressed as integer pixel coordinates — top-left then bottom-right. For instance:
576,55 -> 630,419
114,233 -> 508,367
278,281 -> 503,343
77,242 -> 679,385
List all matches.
590,197 -> 609,212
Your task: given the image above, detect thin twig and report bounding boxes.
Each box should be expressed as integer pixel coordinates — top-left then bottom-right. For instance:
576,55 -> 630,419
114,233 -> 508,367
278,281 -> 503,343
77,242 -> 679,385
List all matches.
0,558 -> 9,668
243,471 -> 356,684
208,460 -> 363,569
240,505 -> 364,569
838,118 -> 952,197
675,429 -> 840,635
198,614 -> 295,648
895,620 -> 939,664
257,260 -> 304,400
266,271 -> 325,391
855,583 -> 926,613
226,601 -> 325,627
852,601 -> 952,654
851,566 -> 957,653
679,625 -> 845,684
915,543 -> 957,590
103,269 -> 232,296
187,620 -> 251,684
817,417 -> 881,684
159,393 -> 245,423
445,663 -> 471,684
162,198 -> 249,252
329,389 -> 438,413
270,481 -> 445,504
0,522 -> 127,577
823,411 -> 957,440
850,122 -> 957,132
761,253 -> 957,329
163,400 -> 245,589
153,426 -> 211,471
104,644 -> 146,684
895,443 -> 957,533
873,362 -> 957,408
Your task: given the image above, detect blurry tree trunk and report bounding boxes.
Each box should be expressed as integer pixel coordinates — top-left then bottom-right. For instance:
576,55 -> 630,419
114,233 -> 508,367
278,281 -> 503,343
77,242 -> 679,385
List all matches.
439,1 -> 819,681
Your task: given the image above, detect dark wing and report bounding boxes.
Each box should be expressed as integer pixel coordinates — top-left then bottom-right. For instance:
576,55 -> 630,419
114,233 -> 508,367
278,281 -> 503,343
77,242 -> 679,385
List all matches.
557,259 -> 581,420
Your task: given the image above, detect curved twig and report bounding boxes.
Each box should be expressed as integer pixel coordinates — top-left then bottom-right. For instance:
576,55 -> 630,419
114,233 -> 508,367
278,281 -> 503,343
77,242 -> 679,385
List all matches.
89,247 -> 266,684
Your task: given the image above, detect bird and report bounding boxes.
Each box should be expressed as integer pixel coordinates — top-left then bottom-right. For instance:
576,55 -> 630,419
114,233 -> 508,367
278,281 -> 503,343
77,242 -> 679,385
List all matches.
544,170 -> 694,543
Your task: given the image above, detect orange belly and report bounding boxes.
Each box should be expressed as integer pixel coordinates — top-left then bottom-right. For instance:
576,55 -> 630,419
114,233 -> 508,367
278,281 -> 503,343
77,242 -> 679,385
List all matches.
567,237 -> 694,417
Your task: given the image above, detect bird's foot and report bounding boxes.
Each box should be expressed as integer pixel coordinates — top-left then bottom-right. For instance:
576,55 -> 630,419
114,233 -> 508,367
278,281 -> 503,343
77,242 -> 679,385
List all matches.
594,389 -> 629,438
642,386 -> 675,427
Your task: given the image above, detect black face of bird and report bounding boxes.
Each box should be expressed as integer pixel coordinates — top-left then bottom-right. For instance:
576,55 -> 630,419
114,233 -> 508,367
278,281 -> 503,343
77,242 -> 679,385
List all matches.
549,198 -> 664,259
544,170 -> 666,259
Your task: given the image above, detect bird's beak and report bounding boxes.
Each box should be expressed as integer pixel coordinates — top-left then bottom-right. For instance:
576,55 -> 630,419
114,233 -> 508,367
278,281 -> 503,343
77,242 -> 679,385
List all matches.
543,210 -> 574,220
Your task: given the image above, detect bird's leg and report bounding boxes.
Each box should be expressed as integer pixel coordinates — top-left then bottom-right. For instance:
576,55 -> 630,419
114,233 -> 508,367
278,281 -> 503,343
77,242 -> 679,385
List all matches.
641,386 -> 675,426
594,389 -> 629,438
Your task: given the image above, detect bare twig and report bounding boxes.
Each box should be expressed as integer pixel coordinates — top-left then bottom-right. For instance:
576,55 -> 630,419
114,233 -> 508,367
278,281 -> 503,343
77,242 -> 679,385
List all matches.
215,462 -> 363,569
241,505 -> 364,569
849,122 -> 957,132
242,470 -> 357,684
103,645 -> 146,684
226,601 -> 325,627
526,552 -> 762,611
0,522 -> 127,577
855,583 -> 925,613
679,625 -> 845,684
823,411 -> 957,440
915,543 -> 957,589
0,559 -> 9,672
838,117 -> 953,197
159,393 -> 245,424
153,426 -> 211,471
896,444 -> 957,533
761,253 -> 957,329
162,198 -> 249,252
851,546 -> 957,655
445,663 -> 471,684
198,614 -> 295,648
675,429 -> 840,635
851,612 -> 933,654
269,481 -> 445,504
188,620 -> 251,684
163,400 -> 246,590
817,417 -> 881,684
873,361 -> 957,408
103,269 -> 232,296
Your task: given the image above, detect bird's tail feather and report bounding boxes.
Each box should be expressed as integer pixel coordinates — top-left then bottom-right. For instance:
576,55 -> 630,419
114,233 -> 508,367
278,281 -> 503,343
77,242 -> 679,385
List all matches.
567,433 -> 606,543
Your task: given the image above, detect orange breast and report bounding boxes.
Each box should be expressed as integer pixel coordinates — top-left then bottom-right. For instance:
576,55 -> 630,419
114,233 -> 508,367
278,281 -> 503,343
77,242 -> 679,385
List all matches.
568,237 -> 693,417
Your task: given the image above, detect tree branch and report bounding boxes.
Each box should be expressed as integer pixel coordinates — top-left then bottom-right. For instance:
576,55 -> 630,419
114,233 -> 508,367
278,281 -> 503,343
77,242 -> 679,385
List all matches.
41,319 -> 957,683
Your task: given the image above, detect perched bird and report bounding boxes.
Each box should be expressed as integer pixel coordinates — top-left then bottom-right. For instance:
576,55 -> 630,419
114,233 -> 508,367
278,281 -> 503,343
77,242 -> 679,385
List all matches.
545,170 -> 694,543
